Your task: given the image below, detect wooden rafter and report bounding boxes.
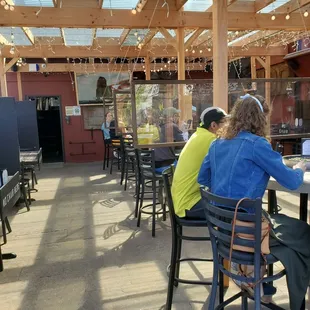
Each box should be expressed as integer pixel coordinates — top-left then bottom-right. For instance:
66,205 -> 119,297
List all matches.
98,0 -> 103,8
1,8 -> 310,30
91,29 -> 97,46
57,0 -> 62,8
4,57 -> 18,73
137,0 -> 148,12
119,29 -> 131,46
52,0 -> 57,7
274,0 -> 310,13
0,45 -> 287,58
22,27 -> 34,44
60,28 -> 66,45
255,0 -> 277,12
140,29 -> 157,46
184,28 -> 204,49
0,34 -> 10,45
159,28 -> 177,48
175,0 -> 188,11
227,0 -> 238,6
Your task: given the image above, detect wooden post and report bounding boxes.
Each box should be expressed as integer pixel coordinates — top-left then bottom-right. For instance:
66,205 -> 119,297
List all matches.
0,58 -> 8,97
265,56 -> 271,106
251,57 -> 257,91
177,27 -> 186,123
213,0 -> 230,288
213,0 -> 228,112
17,72 -> 23,101
145,55 -> 151,81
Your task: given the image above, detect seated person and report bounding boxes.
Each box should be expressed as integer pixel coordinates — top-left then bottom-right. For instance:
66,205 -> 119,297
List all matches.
137,108 -> 160,144
171,107 -> 227,218
154,107 -> 184,173
101,112 -> 117,144
198,94 -> 310,309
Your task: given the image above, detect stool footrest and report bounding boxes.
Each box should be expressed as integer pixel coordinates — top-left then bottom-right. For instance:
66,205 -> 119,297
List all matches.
175,278 -> 213,286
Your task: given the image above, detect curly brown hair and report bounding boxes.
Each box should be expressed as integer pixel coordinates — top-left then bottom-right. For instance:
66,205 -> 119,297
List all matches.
218,95 -> 271,139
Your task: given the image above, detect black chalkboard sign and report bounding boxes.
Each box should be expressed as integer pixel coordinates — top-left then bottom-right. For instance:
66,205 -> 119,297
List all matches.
278,123 -> 290,135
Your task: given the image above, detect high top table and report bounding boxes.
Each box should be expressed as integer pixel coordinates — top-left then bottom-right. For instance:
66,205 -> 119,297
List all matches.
267,172 -> 309,310
267,171 -> 310,222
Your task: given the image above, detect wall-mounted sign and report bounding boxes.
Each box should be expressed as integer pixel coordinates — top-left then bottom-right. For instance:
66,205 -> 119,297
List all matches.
65,106 -> 81,116
278,123 -> 290,135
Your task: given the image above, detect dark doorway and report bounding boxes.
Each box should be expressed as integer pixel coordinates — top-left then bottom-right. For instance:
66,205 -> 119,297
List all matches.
27,96 -> 64,163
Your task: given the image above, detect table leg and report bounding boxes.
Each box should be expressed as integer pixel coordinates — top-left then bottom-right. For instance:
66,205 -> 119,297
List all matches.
0,246 -> 3,272
299,193 -> 308,222
267,190 -> 277,284
299,193 -> 308,310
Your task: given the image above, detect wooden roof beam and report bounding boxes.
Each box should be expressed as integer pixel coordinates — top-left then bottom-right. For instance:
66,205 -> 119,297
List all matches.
119,29 -> 131,46
1,8 -> 310,30
4,57 -> 18,73
255,0 -> 277,13
0,34 -> 10,45
274,0 -> 310,13
159,27 -> 177,48
98,0 -> 103,8
0,45 -> 287,58
22,27 -> 34,44
175,0 -> 188,11
184,28 -> 204,49
140,29 -> 157,46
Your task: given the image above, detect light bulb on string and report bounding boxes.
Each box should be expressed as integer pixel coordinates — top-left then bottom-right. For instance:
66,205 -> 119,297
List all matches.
9,46 -> 15,55
134,31 -> 138,37
9,5 -> 14,11
131,8 -> 137,14
4,4 -> 9,10
0,0 -> 5,5
304,11 -> 309,17
285,14 -> 290,20
137,36 -> 141,41
200,50 -> 203,53
192,50 -> 195,54
271,14 -> 276,20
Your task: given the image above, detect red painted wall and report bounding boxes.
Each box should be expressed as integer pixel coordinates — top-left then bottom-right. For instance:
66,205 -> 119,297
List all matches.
6,72 -> 104,163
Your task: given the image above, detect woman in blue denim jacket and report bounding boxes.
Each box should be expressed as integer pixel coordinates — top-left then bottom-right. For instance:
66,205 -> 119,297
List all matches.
198,95 -> 310,309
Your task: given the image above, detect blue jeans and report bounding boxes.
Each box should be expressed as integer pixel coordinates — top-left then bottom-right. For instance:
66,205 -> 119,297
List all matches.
155,160 -> 178,174
185,199 -> 206,220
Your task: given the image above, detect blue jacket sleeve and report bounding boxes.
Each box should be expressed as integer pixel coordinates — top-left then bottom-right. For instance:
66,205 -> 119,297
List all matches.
198,153 -> 211,188
253,138 -> 304,190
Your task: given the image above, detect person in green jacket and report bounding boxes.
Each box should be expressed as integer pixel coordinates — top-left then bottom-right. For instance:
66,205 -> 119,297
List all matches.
171,107 -> 228,218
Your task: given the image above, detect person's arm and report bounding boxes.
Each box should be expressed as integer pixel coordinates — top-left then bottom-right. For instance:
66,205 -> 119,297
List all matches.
253,137 -> 304,190
198,153 -> 211,188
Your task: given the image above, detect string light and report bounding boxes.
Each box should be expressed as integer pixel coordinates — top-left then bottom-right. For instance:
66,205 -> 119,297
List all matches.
304,11 -> 309,17
9,46 -> 15,55
131,8 -> 137,14
1,0 -> 14,10
285,14 -> 290,20
200,50 -> 203,53
271,15 -> 276,20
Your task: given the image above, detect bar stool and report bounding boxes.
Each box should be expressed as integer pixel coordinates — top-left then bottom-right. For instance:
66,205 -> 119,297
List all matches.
162,167 -> 217,310
200,188 -> 286,310
109,138 -> 122,175
119,136 -> 136,191
136,149 -> 167,237
102,132 -> 111,170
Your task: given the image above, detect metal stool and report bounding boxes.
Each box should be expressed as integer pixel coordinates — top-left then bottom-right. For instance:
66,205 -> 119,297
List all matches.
136,149 -> 167,237
162,167 -> 217,310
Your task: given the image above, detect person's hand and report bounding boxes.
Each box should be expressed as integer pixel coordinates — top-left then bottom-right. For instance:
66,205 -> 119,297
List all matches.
293,161 -> 307,173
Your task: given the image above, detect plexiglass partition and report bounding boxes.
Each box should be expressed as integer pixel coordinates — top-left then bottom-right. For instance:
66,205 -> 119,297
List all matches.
131,79 -> 310,148
103,90 -> 132,136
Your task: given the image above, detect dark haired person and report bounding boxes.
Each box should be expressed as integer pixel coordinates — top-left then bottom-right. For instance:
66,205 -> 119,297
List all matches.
171,107 -> 228,218
198,94 -> 310,309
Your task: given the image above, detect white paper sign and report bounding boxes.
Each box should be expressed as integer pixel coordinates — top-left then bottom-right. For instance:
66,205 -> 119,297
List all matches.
65,106 -> 81,116
302,139 -> 310,155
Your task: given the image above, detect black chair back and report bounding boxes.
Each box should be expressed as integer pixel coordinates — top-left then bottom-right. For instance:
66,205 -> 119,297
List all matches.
162,166 -> 176,225
137,149 -> 156,179
200,188 -> 264,284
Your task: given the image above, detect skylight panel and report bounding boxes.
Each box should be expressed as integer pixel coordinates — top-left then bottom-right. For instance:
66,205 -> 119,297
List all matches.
228,30 -> 260,46
29,28 -> 61,37
13,0 -> 54,7
258,0 -> 290,13
96,29 -> 124,38
102,0 -> 139,9
183,0 -> 213,12
0,27 -> 32,45
63,28 -> 93,46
